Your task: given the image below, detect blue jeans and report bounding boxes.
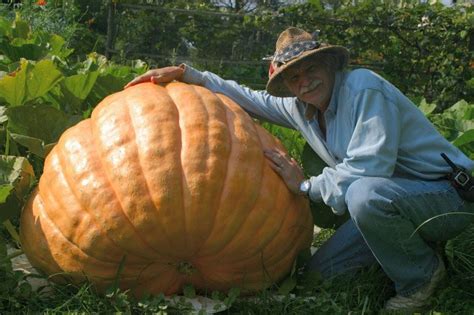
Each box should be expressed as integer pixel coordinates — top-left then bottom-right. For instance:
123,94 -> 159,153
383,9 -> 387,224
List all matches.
305,176 -> 474,296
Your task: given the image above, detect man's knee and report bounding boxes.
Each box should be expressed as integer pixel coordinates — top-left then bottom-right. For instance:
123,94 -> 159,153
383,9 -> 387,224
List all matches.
345,177 -> 394,222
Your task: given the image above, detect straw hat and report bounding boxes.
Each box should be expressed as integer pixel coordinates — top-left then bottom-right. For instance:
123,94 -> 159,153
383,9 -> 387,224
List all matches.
266,27 -> 350,97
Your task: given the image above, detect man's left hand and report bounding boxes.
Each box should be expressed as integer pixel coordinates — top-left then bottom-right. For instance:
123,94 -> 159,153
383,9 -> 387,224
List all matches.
264,148 -> 305,195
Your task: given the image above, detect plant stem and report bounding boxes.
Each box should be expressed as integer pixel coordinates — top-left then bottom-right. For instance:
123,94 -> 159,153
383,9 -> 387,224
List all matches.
5,128 -> 10,155
3,219 -> 21,244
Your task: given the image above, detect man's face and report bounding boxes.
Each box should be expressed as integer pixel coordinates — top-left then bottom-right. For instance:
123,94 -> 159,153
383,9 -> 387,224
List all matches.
282,58 -> 335,112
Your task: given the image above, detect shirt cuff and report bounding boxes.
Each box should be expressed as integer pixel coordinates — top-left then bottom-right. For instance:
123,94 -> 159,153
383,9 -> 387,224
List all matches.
179,63 -> 205,86
308,175 -> 347,215
308,175 -> 323,202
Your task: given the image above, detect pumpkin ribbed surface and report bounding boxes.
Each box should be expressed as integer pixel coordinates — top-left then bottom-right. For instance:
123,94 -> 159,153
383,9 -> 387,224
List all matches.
20,82 -> 313,296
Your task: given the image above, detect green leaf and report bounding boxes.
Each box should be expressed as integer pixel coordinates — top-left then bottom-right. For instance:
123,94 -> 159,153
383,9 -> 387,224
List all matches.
224,287 -> 240,307
8,134 -> 46,158
445,100 -> 474,120
0,17 -> 12,37
302,143 -> 349,228
0,185 -> 14,204
0,60 -> 63,107
83,73 -> 130,109
12,14 -> 29,40
0,193 -> 22,223
97,73 -> 129,93
0,156 -> 35,195
453,130 -> 474,147
301,143 -> 327,176
0,60 -> 28,107
278,276 -> 297,295
0,30 -> 71,62
130,59 -> 148,73
0,40 -> 48,62
307,0 -> 322,9
26,60 -> 63,102
0,156 -> 35,222
418,98 -> 437,115
48,34 -> 74,59
182,284 -> 196,298
7,105 -> 76,158
455,120 -> 474,133
429,114 -> 458,141
56,71 -> 100,113
63,71 -> 100,101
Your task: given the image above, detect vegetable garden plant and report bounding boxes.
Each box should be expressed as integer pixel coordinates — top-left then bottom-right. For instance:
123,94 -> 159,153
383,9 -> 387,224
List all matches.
0,9 -> 473,314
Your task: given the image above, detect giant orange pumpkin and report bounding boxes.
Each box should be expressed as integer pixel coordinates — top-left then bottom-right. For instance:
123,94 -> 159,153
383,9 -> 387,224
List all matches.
20,82 -> 313,296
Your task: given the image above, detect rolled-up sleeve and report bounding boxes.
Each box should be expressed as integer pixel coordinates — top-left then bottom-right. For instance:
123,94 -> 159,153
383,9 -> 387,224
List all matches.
308,89 -> 401,214
181,64 -> 297,129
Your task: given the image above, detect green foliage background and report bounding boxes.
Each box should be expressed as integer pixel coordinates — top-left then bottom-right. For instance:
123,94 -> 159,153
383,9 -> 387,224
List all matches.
90,0 -> 473,110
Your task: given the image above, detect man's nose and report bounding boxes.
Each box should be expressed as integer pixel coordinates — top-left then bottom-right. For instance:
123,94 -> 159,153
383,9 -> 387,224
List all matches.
299,74 -> 312,86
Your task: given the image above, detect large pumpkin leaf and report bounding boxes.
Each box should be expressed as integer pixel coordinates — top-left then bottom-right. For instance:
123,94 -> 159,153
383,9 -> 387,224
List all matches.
64,72 -> 100,100
84,72 -> 131,108
0,156 -> 35,223
0,61 -> 20,78
82,65 -> 138,112
0,59 -> 63,107
301,143 -> 349,228
0,40 -> 48,63
74,56 -> 144,112
7,134 -> 46,159
6,105 -> 79,158
0,25 -> 70,62
48,34 -> 74,60
0,60 -> 28,107
96,71 -> 132,93
47,71 -> 101,114
26,60 -> 63,103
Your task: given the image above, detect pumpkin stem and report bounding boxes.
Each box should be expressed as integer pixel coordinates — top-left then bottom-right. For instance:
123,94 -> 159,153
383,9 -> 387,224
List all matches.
176,261 -> 195,275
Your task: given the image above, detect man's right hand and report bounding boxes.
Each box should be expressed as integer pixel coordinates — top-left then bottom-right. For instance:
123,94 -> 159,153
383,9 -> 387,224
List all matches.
124,65 -> 185,89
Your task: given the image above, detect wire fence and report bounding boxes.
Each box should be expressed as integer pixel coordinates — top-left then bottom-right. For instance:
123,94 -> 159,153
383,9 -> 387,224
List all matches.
105,1 -> 395,70
104,0 -> 472,103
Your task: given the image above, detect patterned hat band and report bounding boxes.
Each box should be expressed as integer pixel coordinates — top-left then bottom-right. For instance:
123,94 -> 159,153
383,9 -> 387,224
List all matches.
272,40 -> 320,66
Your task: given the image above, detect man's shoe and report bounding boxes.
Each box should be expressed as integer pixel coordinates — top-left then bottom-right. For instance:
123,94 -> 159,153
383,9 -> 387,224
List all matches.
384,254 -> 446,311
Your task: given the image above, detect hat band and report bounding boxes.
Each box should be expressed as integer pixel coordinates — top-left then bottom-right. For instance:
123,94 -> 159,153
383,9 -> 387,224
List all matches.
273,40 -> 320,66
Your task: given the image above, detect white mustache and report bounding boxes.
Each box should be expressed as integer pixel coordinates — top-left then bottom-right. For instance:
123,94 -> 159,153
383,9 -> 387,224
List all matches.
300,80 -> 322,94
